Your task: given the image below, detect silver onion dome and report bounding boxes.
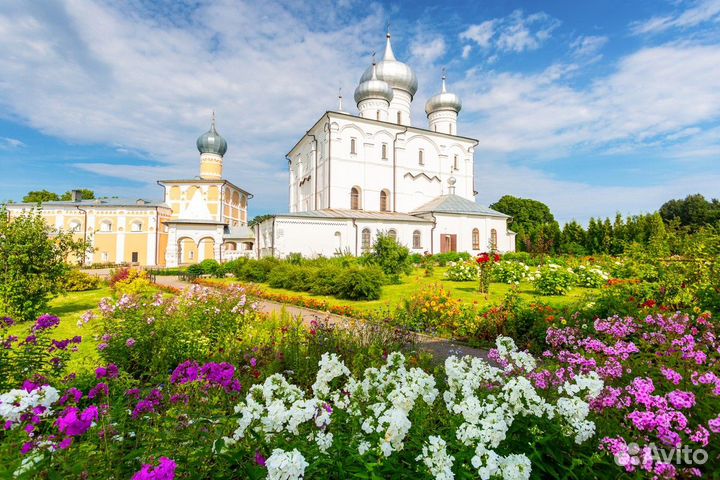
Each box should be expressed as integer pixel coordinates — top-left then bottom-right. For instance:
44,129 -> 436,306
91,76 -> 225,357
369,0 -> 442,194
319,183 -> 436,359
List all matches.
196,114 -> 227,156
425,74 -> 462,115
359,33 -> 418,98
354,62 -> 394,105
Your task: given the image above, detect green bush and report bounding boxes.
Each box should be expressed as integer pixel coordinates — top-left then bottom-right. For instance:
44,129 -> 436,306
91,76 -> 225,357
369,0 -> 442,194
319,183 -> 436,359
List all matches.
199,259 -> 220,275
532,264 -> 577,295
62,270 -> 102,291
433,252 -> 471,266
492,260 -> 530,284
309,265 -> 344,295
334,265 -> 384,300
574,265 -> 609,288
186,263 -> 205,278
444,261 -> 478,281
364,233 -> 412,283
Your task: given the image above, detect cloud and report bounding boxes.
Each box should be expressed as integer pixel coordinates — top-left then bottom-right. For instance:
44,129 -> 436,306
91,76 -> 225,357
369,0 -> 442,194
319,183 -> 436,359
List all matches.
631,0 -> 720,34
461,45 -> 472,59
0,137 -> 25,149
456,43 -> 720,156
410,36 -> 446,63
460,10 -> 560,56
570,35 -> 608,57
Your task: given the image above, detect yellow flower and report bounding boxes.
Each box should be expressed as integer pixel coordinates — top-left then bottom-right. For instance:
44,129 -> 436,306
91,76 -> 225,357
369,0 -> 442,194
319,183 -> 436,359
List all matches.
561,319 -> 567,325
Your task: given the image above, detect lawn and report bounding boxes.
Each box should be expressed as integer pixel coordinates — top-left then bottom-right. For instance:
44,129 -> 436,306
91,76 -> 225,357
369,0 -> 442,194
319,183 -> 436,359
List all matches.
8,287 -> 110,375
216,266 -> 596,315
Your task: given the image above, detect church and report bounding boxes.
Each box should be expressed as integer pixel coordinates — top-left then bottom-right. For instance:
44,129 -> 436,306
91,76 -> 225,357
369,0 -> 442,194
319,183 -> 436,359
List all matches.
255,32 -> 516,258
7,32 -> 515,266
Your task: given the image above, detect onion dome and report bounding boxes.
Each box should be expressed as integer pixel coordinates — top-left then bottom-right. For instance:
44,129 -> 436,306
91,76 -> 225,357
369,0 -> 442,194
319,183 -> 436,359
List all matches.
196,114 -> 227,156
425,73 -> 462,115
354,62 -> 394,105
359,33 -> 418,98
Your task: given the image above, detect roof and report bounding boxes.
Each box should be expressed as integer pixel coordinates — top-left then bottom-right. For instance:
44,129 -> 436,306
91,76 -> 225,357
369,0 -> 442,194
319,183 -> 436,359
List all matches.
411,194 -> 510,218
164,219 -> 226,225
224,226 -> 255,239
273,209 -> 431,223
10,198 -> 169,209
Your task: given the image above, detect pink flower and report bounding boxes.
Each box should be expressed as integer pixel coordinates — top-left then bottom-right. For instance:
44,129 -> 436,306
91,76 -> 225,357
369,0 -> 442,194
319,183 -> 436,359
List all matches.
132,457 -> 177,480
126,338 -> 136,348
666,390 -> 695,410
708,415 -> 720,433
660,367 -> 682,385
56,406 -> 99,437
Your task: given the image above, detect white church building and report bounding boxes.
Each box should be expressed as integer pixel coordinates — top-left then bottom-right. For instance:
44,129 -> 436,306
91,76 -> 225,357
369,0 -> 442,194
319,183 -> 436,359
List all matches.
255,32 -> 516,258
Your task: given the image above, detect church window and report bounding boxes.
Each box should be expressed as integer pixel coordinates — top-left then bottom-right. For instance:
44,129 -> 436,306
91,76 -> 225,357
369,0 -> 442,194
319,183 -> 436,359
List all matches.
413,230 -> 421,249
361,228 -> 371,252
350,187 -> 361,210
189,251 -> 194,260
472,228 -> 480,250
131,252 -> 139,263
381,143 -> 388,160
350,138 -> 357,155
100,220 -> 112,232
491,229 -> 498,249
69,221 -> 81,233
396,111 -> 402,124
376,110 -> 380,120
418,149 -> 424,165
131,221 -> 142,232
101,252 -> 109,262
453,155 -> 459,171
380,190 -> 390,212
388,229 -> 397,241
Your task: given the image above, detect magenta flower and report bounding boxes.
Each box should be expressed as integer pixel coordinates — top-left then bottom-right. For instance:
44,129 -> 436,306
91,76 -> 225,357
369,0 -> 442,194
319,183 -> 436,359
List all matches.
255,451 -> 266,467
126,338 -> 136,348
56,406 -> 99,437
132,457 -> 177,480
32,314 -> 60,331
88,383 -> 109,400
666,390 -> 696,409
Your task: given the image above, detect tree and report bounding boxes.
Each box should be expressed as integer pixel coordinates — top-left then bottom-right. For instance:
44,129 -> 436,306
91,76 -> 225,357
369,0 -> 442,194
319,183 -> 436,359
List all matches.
560,220 -> 587,255
60,189 -> 95,201
364,232 -> 411,284
490,195 -> 560,252
659,194 -> 720,230
249,214 -> 273,227
0,206 -> 90,322
23,190 -> 60,203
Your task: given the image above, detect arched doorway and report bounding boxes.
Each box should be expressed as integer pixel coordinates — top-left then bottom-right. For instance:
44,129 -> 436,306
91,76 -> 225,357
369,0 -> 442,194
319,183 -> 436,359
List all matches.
178,237 -> 198,265
198,237 -> 216,261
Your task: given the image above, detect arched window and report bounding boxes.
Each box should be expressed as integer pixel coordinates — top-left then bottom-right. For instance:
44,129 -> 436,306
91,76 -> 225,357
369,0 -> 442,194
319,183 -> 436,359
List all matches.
350,187 -> 361,210
491,229 -> 498,250
350,138 -> 357,155
388,229 -> 397,241
69,221 -> 81,233
100,220 -> 112,232
453,155 -> 459,171
397,111 -> 402,124
472,228 -> 480,250
418,149 -> 424,165
335,231 -> 342,250
380,190 -> 390,212
361,228 -> 371,253
381,143 -> 388,160
413,230 -> 421,249
376,110 -> 380,120
131,221 -> 142,232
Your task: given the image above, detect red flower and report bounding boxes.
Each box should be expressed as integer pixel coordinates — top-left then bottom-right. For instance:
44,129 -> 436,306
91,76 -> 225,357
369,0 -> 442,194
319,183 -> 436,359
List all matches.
476,253 -> 490,264
641,299 -> 657,308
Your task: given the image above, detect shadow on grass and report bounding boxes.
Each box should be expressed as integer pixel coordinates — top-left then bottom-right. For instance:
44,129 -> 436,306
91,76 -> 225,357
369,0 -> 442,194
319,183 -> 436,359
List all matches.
50,290 -> 108,317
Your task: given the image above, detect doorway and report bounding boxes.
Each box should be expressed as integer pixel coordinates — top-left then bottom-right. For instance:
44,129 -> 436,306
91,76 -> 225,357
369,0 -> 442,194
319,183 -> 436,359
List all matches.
440,234 -> 457,253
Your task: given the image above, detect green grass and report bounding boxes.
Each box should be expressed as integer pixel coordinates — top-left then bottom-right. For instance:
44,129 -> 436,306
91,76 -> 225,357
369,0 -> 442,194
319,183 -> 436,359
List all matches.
8,288 -> 110,375
220,266 -> 595,315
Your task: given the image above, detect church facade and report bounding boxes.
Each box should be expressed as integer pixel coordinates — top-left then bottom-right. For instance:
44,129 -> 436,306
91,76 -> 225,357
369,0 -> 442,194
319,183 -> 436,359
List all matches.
256,32 -> 515,258
7,33 -> 515,266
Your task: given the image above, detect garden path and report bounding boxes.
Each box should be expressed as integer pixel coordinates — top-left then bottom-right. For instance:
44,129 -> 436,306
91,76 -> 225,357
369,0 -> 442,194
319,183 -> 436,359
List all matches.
153,275 -> 489,362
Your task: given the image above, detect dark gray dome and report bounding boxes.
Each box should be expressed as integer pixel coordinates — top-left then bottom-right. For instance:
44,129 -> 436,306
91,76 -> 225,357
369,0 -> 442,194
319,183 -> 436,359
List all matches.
196,119 -> 227,156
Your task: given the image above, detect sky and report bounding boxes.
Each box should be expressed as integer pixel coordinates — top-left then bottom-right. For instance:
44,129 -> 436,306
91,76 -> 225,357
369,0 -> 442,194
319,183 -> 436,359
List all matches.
1,0 -> 719,224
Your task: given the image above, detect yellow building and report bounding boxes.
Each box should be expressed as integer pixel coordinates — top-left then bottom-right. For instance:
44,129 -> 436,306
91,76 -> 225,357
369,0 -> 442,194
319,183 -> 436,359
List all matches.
7,117 -> 254,267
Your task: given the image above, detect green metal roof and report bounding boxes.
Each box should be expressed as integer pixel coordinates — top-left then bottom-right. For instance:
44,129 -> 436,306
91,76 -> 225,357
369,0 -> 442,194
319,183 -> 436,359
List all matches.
411,194 -> 510,217
12,198 -> 168,208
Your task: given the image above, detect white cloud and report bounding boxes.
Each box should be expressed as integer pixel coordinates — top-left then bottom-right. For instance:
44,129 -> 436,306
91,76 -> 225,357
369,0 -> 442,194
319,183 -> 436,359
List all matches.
0,137 -> 25,149
631,0 -> 720,34
461,45 -> 472,59
570,35 -> 608,57
460,10 -> 560,56
410,36 -> 446,63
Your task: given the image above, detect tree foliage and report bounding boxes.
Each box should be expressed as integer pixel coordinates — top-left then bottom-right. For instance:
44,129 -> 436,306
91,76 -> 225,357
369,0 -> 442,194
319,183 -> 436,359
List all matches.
659,193 -> 720,230
22,189 -> 95,203
490,195 -> 560,253
0,207 -> 90,321
364,232 -> 412,283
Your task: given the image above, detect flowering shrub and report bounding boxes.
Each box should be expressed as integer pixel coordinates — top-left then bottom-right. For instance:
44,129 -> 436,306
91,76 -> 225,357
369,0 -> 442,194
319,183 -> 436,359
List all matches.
492,260 -> 530,284
444,261 -> 478,281
95,285 -> 259,377
532,264 -> 577,295
476,253 -> 501,293
0,314 -> 81,391
544,311 -> 720,477
398,285 -> 463,332
574,265 -> 609,288
62,270 -> 102,292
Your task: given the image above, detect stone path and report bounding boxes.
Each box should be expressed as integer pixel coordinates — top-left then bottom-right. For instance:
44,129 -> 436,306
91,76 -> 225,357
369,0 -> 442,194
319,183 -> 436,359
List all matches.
153,276 -> 489,362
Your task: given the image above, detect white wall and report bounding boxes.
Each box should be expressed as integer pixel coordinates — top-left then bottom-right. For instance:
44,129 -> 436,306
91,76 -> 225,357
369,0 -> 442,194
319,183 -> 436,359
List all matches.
429,213 -> 516,254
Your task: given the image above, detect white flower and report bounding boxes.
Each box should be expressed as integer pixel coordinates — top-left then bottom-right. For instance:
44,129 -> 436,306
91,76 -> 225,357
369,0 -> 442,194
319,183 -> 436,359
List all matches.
416,436 -> 455,480
0,386 -> 59,427
266,448 -> 309,480
358,441 -> 371,455
316,431 -> 333,453
312,353 -> 350,398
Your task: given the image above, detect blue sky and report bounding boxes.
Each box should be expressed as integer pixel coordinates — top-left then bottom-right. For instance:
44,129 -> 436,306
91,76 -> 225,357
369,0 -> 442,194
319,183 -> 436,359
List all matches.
1,0 -> 719,223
